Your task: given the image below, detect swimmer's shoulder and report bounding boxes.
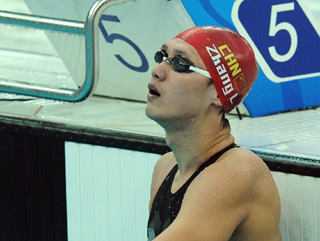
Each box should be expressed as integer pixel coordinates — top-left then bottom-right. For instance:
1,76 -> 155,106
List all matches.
149,152 -> 176,210
184,146 -> 276,211
211,147 -> 276,194
186,146 -> 279,219
152,152 -> 176,186
154,151 -> 176,173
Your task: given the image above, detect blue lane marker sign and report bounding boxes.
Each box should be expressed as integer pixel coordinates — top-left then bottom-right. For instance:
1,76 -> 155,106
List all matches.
181,0 -> 320,116
232,0 -> 320,83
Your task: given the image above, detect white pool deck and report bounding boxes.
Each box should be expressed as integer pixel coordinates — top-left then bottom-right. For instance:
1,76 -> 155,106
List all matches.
2,92 -> 320,160
0,47 -> 319,163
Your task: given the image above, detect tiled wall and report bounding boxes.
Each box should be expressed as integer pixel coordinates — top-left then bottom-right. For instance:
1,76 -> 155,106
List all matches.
273,172 -> 320,241
65,142 -> 159,241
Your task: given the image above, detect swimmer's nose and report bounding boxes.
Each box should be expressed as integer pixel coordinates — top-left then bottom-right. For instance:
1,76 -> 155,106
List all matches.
151,61 -> 169,81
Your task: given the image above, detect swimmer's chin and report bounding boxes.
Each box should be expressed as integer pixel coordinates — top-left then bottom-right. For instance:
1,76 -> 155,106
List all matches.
145,108 -> 167,128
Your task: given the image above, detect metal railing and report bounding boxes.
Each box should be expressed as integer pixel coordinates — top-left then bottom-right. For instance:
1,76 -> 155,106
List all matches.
0,0 -> 132,101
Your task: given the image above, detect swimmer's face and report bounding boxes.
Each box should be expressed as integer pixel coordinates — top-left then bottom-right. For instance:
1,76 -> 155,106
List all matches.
145,38 -> 218,129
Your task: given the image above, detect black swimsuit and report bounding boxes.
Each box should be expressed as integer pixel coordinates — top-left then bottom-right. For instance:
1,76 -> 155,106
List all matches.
147,144 -> 237,240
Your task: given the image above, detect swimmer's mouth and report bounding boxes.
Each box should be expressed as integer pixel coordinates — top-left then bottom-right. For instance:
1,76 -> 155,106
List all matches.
148,84 -> 161,97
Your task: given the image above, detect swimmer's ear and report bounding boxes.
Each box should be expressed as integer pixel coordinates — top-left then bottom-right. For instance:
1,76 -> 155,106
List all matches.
210,86 -> 223,108
212,94 -> 223,108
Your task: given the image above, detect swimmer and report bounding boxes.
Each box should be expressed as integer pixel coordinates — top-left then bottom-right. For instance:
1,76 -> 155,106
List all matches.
146,26 -> 281,241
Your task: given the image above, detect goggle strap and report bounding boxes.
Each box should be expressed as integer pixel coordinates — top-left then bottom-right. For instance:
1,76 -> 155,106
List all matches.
189,66 -> 211,79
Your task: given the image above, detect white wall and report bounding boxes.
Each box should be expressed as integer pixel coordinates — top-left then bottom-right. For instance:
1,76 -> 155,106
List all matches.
273,172 -> 320,241
65,142 -> 320,241
65,142 -> 160,241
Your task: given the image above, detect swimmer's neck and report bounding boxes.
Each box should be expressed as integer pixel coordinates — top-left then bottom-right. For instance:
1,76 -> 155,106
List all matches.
165,124 -> 234,176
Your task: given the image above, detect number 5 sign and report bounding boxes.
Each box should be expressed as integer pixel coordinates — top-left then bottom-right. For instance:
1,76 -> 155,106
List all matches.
232,0 -> 320,83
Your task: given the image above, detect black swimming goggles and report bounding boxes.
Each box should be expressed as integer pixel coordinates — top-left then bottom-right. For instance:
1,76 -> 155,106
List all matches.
154,50 -> 211,78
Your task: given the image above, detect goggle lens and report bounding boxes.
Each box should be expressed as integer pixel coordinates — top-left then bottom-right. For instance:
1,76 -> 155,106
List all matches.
153,50 -> 211,79
154,51 -> 192,72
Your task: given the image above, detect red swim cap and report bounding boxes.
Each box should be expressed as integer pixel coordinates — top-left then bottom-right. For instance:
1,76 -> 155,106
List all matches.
175,26 -> 258,113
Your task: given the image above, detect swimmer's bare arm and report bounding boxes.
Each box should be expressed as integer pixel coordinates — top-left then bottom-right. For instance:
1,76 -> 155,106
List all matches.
152,150 -> 281,241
